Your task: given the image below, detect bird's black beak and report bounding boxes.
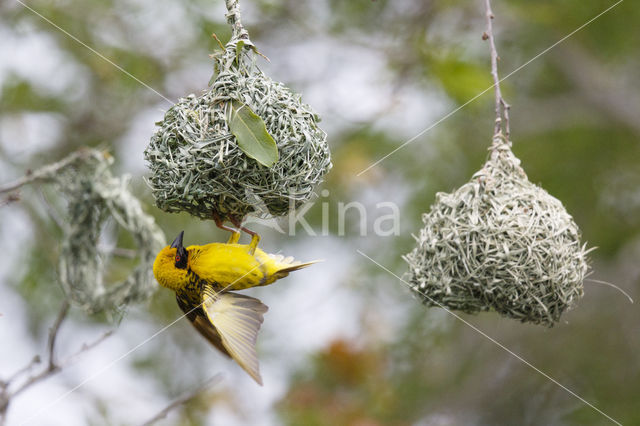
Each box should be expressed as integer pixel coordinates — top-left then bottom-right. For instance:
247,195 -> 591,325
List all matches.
171,231 -> 184,249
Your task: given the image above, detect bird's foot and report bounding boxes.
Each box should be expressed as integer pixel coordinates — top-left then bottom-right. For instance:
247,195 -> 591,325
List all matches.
231,216 -> 260,255
213,211 -> 241,244
227,231 -> 241,244
248,233 -> 261,255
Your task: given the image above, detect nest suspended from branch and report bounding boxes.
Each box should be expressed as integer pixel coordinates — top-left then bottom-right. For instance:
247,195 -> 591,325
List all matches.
404,138 -> 590,326
54,150 -> 165,314
145,38 -> 331,221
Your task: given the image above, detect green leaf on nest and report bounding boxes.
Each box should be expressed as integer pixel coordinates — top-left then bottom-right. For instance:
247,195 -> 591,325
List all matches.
228,100 -> 279,167
235,40 -> 245,65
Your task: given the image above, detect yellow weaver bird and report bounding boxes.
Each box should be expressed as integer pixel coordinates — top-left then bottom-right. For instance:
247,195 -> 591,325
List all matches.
153,230 -> 318,385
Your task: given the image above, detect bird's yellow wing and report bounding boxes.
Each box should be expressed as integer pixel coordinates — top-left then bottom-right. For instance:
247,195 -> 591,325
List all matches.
202,288 -> 268,385
188,242 -> 321,290
176,296 -> 231,359
188,243 -> 267,289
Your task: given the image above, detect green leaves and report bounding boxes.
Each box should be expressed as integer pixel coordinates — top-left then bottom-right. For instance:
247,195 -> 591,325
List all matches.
227,100 -> 279,167
235,40 -> 245,65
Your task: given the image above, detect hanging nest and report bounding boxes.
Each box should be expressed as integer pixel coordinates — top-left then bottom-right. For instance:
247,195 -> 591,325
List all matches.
404,137 -> 590,326
53,149 -> 165,314
144,38 -> 331,221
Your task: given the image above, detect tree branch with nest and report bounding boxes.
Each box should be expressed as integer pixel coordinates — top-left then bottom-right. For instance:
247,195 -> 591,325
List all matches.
483,0 -> 511,140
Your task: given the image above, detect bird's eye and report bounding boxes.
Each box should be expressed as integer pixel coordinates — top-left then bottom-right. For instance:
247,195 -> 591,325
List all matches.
174,249 -> 187,269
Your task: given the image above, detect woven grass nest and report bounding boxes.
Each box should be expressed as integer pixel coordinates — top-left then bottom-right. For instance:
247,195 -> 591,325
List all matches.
404,137 -> 590,326
144,40 -> 331,221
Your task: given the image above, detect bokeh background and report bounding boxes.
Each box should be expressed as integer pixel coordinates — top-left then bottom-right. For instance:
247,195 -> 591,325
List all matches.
1,0 -> 639,425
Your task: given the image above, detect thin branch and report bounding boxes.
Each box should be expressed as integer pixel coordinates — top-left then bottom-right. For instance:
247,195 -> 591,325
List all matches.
483,0 -> 511,139
8,301 -> 69,400
1,356 -> 41,389
0,149 -> 91,194
0,192 -> 20,208
0,301 -> 68,423
48,301 -> 70,368
62,330 -> 114,366
225,0 -> 251,44
0,300 -> 113,424
139,374 -> 223,426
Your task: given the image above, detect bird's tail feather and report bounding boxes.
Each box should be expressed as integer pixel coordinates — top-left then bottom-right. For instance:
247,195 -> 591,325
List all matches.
268,253 -> 322,273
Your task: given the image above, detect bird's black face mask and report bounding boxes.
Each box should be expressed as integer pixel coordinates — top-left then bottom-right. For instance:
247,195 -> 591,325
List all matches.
171,231 -> 188,269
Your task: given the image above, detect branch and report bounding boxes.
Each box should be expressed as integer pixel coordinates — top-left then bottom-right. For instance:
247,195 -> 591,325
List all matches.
61,330 -> 114,367
0,149 -> 92,194
225,0 -> 251,44
0,193 -> 20,208
7,301 -> 69,401
483,0 -> 511,139
0,301 -> 113,424
0,301 -> 68,423
48,301 -> 69,368
139,374 -> 222,426
222,0 -> 269,63
1,356 -> 41,388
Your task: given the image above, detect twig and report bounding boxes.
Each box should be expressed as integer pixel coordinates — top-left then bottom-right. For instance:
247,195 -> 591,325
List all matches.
62,330 -> 115,366
7,301 -> 70,401
0,301 -> 114,424
139,374 -> 223,426
224,0 -> 267,60
1,356 -> 41,388
483,0 -> 511,139
48,301 -> 69,369
225,0 -> 251,44
0,301 -> 68,423
0,192 -> 20,208
0,149 -> 92,194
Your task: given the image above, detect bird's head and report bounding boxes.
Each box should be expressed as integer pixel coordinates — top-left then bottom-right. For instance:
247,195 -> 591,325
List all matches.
153,231 -> 190,291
